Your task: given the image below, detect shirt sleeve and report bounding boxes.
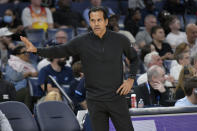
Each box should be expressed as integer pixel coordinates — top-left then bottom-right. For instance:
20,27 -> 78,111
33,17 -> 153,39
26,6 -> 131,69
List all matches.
75,78 -> 86,103
37,35 -> 81,58
21,7 -> 32,27
45,7 -> 54,24
38,67 -> 48,86
122,35 -> 139,79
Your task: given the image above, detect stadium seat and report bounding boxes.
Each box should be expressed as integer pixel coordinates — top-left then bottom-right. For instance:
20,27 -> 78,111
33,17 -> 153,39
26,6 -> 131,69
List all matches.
0,101 -> 39,131
47,28 -> 74,41
25,29 -> 46,47
76,27 -> 88,36
28,77 -> 45,97
35,101 -> 81,131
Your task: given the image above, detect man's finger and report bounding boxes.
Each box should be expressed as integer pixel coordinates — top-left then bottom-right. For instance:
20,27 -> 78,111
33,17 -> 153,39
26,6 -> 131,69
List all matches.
20,36 -> 31,46
116,86 -> 123,94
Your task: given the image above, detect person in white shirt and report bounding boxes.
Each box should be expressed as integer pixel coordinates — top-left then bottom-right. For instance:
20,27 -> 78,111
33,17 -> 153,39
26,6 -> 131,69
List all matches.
170,49 -> 190,81
184,24 -> 197,57
21,0 -> 53,31
137,51 -> 174,87
166,15 -> 186,50
175,77 -> 197,107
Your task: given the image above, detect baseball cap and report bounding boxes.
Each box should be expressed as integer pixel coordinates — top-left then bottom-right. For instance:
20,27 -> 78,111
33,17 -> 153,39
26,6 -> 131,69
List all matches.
0,27 -> 13,37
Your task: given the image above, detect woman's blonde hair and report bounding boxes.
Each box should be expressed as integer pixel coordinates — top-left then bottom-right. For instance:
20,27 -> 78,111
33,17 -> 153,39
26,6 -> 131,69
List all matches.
44,91 -> 62,102
176,66 -> 194,92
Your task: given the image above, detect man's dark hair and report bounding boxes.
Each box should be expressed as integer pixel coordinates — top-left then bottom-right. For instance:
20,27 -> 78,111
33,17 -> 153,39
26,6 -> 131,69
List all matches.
184,77 -> 197,96
88,6 -> 108,20
11,45 -> 25,55
151,25 -> 163,38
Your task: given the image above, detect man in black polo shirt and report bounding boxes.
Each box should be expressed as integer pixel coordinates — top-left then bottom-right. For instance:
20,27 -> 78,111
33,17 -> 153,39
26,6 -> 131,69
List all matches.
21,6 -> 138,131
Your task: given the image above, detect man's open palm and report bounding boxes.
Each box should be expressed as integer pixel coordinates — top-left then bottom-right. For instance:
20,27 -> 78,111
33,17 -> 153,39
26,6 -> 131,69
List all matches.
20,36 -> 37,53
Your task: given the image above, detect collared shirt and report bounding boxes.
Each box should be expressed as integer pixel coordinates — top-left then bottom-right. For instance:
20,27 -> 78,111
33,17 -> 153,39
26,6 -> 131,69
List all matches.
37,30 -> 139,101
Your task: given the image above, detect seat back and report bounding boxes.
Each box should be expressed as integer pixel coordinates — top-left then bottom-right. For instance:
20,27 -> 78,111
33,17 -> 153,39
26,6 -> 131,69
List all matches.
0,101 -> 39,131
25,29 -> 46,47
36,101 -> 81,131
47,28 -> 74,41
76,27 -> 88,36
28,77 -> 45,97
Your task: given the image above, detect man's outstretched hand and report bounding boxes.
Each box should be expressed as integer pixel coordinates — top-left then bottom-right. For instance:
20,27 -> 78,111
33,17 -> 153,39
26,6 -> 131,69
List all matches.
20,36 -> 37,53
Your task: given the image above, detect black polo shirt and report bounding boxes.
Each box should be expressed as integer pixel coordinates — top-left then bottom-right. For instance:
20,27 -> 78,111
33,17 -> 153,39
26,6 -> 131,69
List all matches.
38,30 -> 139,101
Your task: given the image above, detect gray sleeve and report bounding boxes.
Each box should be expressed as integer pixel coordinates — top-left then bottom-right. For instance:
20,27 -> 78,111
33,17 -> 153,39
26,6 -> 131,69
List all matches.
21,8 -> 32,27
0,110 -> 13,131
45,8 -> 54,24
135,31 -> 145,45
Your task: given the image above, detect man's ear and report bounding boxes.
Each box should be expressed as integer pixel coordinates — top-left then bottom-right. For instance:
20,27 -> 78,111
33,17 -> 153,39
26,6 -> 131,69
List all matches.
105,19 -> 108,26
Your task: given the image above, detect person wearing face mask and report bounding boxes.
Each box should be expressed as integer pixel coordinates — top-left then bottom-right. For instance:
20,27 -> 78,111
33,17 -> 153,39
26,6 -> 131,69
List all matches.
1,9 -> 25,41
38,57 -> 74,96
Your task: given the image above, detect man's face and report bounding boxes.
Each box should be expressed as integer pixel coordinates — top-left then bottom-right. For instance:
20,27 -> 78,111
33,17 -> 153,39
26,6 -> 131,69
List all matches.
89,11 -> 108,38
187,26 -> 197,43
145,17 -> 157,30
153,28 -> 165,42
55,31 -> 67,44
152,68 -> 166,88
170,18 -> 181,30
151,55 -> 163,67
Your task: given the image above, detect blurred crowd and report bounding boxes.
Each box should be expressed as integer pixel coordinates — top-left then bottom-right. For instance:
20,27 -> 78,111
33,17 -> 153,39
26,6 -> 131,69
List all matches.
0,0 -> 197,116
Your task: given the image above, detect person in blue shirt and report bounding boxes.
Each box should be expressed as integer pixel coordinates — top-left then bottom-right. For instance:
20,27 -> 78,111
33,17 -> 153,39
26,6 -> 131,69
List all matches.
175,77 -> 197,107
75,77 -> 87,109
38,57 -> 74,94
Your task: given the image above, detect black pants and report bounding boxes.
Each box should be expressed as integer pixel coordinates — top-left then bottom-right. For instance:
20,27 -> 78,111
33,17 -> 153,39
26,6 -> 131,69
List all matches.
87,97 -> 134,131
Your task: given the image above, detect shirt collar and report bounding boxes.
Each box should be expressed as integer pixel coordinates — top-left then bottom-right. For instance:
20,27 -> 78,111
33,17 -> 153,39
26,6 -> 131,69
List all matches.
90,30 -> 110,40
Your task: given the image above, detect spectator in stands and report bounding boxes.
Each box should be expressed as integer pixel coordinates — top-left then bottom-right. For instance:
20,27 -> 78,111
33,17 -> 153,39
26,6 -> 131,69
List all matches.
140,0 -> 159,26
137,51 -> 163,85
140,44 -> 155,63
21,0 -> 54,31
137,51 -> 174,86
0,27 -> 15,69
1,9 -> 25,41
0,70 -> 16,102
128,0 -> 145,9
184,24 -> 197,57
5,44 -> 37,108
157,10 -> 171,35
175,66 -> 194,100
190,53 -> 197,76
83,0 -> 114,25
170,43 -> 190,82
150,25 -> 173,60
53,0 -> 86,28
163,0 -> 185,15
175,77 -> 197,107
68,61 -> 85,113
107,14 -> 136,46
134,65 -> 170,107
38,57 -> 74,96
139,44 -> 155,73
0,110 -> 13,131
37,29 -> 69,71
74,77 -> 87,110
135,15 -> 157,49
166,15 -> 186,49
124,8 -> 141,37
